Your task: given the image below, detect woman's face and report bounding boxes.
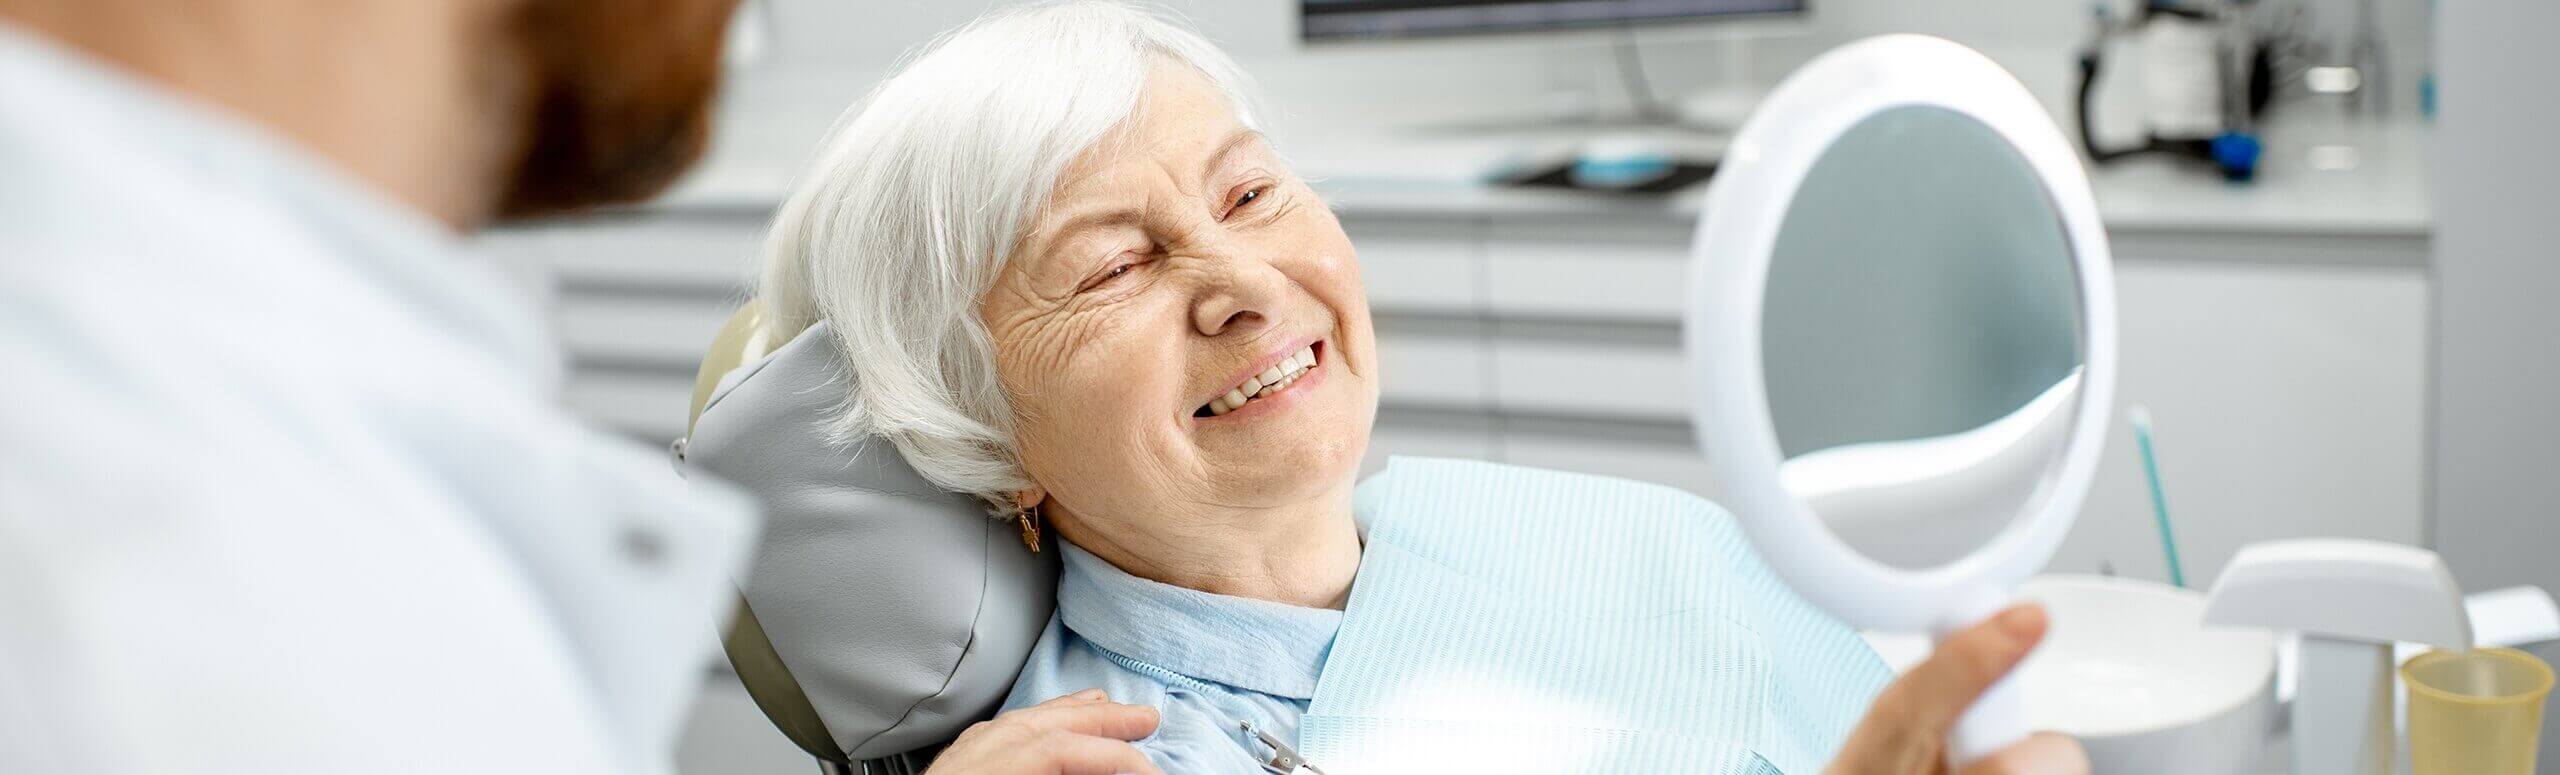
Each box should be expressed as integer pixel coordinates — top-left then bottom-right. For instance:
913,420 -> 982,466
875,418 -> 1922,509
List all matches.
980,64 -> 1379,551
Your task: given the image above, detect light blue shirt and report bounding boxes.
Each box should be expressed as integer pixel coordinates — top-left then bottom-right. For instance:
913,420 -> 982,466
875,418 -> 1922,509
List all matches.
1003,543 -> 1344,772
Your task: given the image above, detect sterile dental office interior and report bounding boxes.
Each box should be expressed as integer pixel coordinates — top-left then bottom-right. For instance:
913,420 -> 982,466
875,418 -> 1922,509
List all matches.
453,0 -> 2553,772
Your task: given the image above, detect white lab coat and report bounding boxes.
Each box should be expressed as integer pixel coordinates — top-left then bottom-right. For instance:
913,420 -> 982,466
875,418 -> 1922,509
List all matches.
0,25 -> 755,775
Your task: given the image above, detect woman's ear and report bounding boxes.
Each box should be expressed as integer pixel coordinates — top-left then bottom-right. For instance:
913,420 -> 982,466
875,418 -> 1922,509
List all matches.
1012,489 -> 1046,512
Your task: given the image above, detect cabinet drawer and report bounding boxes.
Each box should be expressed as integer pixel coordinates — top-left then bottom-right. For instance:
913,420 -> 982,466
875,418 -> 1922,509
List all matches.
1346,217 -> 1481,315
556,296 -> 739,367
564,372 -> 693,442
1491,340 -> 1689,421
479,216 -> 765,295
1364,422 -> 1499,478
1484,216 -> 1690,321
1486,243 -> 1689,320
1500,434 -> 1717,498
1376,331 -> 1491,408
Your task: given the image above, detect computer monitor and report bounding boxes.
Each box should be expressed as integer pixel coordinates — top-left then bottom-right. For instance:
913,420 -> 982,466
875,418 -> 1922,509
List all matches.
1301,0 -> 1807,43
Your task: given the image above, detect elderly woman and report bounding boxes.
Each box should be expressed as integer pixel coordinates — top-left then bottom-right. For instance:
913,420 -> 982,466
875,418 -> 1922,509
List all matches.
757,4 -> 2087,774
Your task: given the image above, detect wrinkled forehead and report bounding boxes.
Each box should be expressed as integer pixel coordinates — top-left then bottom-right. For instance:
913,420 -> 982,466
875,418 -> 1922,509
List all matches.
1049,62 -> 1259,204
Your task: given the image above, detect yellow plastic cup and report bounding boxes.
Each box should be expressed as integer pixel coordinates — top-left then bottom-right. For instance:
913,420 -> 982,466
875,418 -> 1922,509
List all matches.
2402,646 -> 2556,775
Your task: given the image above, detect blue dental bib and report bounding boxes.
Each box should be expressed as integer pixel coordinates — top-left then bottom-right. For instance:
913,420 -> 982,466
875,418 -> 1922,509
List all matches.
1305,458 -> 1891,774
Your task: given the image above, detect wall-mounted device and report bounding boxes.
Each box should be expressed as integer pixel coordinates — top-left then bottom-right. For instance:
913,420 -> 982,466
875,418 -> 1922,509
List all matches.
1299,0 -> 1803,42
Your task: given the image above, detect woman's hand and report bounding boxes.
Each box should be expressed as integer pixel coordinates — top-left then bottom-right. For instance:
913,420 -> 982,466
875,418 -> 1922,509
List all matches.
925,689 -> 1164,775
1828,604 -> 2091,775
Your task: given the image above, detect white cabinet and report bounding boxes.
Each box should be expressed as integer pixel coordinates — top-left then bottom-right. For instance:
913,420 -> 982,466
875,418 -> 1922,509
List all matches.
1373,330 -> 1491,407
1345,216 -> 1483,315
1362,419 -> 1499,479
1500,432 -> 1719,498
2054,256 -> 2429,587
1481,215 -> 1692,321
1489,337 -> 1687,421
474,215 -> 762,443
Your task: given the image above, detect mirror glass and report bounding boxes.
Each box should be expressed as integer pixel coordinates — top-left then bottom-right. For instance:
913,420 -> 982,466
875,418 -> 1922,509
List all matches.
1762,105 -> 2085,571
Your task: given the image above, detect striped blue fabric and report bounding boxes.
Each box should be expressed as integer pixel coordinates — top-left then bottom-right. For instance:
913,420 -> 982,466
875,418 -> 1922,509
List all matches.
1302,457 -> 1890,774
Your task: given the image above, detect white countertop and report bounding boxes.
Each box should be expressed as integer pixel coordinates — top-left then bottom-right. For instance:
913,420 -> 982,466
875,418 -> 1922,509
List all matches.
653,69 -> 2431,238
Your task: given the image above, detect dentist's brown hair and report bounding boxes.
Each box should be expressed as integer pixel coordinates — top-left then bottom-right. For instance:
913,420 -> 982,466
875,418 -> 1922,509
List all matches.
492,0 -> 740,218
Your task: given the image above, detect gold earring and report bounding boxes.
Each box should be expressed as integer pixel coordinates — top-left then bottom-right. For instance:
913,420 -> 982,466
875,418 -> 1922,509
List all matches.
1016,502 -> 1042,553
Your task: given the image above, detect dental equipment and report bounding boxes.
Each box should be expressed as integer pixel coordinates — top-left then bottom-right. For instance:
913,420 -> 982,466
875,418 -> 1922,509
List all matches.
2203,538 -> 2472,775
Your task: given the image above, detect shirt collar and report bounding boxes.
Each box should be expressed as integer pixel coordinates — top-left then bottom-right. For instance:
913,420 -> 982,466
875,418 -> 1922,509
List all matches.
1054,543 -> 1343,700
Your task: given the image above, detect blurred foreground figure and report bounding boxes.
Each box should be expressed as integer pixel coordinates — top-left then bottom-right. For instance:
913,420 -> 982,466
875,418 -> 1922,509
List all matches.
0,2 -> 1161,770
0,1 -> 754,772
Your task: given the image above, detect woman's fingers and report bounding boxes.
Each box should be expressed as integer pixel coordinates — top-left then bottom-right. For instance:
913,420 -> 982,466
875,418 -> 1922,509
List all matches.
1880,603 -> 2050,735
925,693 -> 1163,775
1030,687 -> 1112,708
1009,694 -> 1163,741
1826,603 -> 2056,774
1040,730 -> 1169,775
1955,732 -> 2090,775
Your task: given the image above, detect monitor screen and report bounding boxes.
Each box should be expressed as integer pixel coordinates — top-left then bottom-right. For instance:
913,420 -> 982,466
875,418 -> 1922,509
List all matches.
1302,0 -> 1806,42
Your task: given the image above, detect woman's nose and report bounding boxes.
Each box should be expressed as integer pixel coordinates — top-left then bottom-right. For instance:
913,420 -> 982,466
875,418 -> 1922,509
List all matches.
1188,252 -> 1290,338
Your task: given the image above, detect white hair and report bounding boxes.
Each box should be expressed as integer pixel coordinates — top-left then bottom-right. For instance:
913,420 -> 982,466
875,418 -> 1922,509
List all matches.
756,1 -> 1263,509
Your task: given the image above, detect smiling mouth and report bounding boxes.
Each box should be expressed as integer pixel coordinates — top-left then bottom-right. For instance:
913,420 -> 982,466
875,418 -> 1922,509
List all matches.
1195,342 -> 1322,418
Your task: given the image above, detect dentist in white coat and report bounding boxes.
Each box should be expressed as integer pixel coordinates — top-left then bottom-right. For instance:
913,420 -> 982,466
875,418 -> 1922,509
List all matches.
0,1 -> 1157,773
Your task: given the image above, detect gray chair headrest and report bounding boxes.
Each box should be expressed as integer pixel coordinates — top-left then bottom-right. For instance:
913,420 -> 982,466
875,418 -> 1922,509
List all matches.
686,321 -> 1058,760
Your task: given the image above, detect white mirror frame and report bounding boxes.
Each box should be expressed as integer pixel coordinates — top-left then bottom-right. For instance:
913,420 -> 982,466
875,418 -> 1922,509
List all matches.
1685,34 -> 2119,636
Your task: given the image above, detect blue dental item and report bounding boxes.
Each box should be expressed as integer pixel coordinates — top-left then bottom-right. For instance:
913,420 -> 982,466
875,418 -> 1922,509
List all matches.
2131,406 -> 2187,588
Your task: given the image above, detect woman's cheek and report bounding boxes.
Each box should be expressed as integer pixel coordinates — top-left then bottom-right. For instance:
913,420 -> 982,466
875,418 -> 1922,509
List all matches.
1059,322 -> 1164,424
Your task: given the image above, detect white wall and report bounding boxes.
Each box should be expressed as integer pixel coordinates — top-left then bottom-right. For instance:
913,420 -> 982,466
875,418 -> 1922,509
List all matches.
2429,3 -> 2560,769
2427,0 -> 2560,603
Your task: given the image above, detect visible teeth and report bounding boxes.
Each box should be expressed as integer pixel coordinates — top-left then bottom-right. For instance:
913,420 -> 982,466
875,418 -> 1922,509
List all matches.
1202,344 -> 1323,418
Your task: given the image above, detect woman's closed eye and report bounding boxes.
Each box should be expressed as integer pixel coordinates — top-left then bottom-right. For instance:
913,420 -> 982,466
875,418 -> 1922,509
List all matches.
1078,251 -> 1150,293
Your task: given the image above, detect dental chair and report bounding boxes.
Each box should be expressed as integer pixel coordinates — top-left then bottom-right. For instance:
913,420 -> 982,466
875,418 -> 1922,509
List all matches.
679,303 -> 1058,774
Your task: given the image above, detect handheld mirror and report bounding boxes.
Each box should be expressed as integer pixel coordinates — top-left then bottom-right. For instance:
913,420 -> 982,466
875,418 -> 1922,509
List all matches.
1685,35 -> 2117,764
